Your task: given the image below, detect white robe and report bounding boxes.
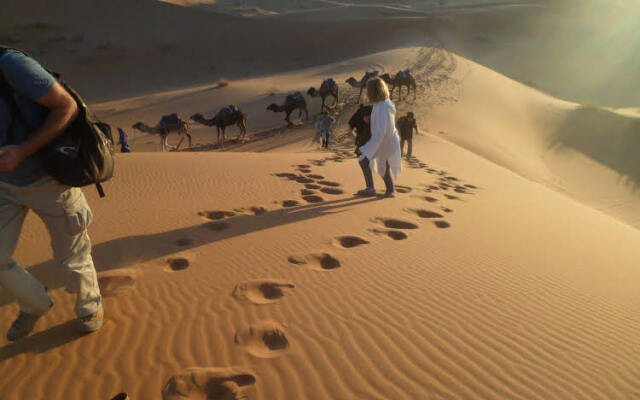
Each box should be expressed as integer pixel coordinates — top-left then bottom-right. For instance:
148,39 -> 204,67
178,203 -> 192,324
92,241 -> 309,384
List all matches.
359,99 -> 402,179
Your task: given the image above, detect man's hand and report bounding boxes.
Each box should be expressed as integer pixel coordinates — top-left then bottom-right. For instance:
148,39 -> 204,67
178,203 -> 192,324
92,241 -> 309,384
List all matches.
0,145 -> 26,172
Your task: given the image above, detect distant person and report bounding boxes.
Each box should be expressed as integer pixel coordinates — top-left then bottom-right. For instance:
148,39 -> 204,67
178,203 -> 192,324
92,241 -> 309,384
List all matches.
349,104 -> 372,155
356,78 -> 401,198
117,127 -> 132,153
396,111 -> 419,159
0,48 -> 103,341
314,111 -> 335,149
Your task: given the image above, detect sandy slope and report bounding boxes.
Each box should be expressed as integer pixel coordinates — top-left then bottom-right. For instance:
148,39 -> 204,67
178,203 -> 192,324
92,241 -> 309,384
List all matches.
2,143 -> 639,400
1,1 -> 640,399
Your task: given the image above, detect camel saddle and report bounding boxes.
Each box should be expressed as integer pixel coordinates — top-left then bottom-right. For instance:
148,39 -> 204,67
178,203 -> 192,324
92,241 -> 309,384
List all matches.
321,78 -> 335,91
159,113 -> 181,128
287,92 -> 304,103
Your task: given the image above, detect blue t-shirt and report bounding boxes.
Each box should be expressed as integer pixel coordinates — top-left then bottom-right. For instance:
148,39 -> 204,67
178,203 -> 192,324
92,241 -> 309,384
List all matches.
0,50 -> 56,185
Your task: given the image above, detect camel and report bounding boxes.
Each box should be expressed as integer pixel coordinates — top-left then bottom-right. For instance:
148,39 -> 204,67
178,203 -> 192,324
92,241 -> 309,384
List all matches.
132,113 -> 191,152
307,78 -> 339,112
266,91 -> 309,127
345,70 -> 379,102
190,105 -> 247,148
380,70 -> 417,101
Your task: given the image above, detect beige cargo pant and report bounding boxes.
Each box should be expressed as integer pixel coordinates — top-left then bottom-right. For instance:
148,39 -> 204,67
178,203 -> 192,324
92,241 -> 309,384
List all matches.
0,176 -> 101,317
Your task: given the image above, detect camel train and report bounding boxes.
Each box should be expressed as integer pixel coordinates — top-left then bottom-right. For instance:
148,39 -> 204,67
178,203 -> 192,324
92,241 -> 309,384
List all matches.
266,91 -> 309,127
307,78 -> 339,112
380,70 -> 417,101
134,70 -> 417,151
190,105 -> 248,148
132,113 -> 192,152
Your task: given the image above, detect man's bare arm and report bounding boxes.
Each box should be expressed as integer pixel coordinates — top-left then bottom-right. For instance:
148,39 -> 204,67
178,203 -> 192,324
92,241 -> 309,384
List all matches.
0,82 -> 78,172
20,82 -> 78,158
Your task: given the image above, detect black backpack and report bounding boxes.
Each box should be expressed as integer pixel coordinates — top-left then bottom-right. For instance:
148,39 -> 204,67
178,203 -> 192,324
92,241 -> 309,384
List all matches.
0,47 -> 114,197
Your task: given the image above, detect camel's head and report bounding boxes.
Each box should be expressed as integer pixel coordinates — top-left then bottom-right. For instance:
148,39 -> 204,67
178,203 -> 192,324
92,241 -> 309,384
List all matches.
366,70 -> 379,78
131,122 -> 144,131
266,103 -> 278,112
307,87 -> 318,97
345,77 -> 357,85
190,113 -> 203,122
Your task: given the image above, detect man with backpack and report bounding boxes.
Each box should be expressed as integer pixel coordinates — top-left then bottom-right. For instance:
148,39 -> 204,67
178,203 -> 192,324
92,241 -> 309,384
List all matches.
396,111 -> 419,159
0,48 -> 103,341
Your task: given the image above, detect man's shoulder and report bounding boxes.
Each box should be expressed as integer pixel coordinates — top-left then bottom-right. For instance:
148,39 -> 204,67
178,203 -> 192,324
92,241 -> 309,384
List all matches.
0,49 -> 56,99
0,48 -> 30,69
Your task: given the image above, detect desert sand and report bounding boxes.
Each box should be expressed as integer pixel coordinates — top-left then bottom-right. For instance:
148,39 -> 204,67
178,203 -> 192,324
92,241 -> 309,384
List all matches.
2,1 -> 640,399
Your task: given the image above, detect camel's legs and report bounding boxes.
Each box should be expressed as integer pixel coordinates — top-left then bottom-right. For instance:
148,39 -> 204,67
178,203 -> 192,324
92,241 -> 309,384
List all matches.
221,127 -> 226,148
175,133 -> 185,150
238,120 -> 247,141
285,111 -> 292,127
303,106 -> 309,120
161,135 -> 166,152
216,126 -> 222,147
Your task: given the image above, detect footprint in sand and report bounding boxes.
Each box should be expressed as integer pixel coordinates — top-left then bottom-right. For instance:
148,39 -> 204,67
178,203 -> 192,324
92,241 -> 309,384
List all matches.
275,172 -> 298,178
296,177 -> 314,184
199,210 -> 235,220
203,221 -> 231,231
406,209 -> 444,219
97,269 -> 136,297
333,235 -> 370,248
167,257 -> 190,271
305,183 -> 321,190
175,237 -> 194,247
235,321 -> 290,358
445,176 -> 459,182
307,174 -> 324,180
434,220 -> 451,229
372,229 -> 408,240
424,196 -> 438,203
236,206 -> 267,216
297,164 -> 311,168
372,217 -> 419,230
288,253 -> 341,270
441,207 -> 453,213
302,195 -> 324,203
318,180 -> 340,187
233,279 -> 295,304
454,186 -> 470,194
465,184 -> 478,189
445,194 -> 460,200
320,187 -> 344,195
395,185 -> 412,194
301,189 -> 315,196
282,200 -> 300,208
298,168 -> 312,174
162,367 -> 256,400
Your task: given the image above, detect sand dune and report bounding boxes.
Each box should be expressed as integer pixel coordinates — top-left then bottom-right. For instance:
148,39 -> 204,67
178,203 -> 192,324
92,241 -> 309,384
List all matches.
1,1 -> 640,399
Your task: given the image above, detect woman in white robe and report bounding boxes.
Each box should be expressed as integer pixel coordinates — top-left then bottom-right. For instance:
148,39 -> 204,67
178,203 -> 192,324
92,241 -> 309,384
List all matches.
356,77 -> 402,197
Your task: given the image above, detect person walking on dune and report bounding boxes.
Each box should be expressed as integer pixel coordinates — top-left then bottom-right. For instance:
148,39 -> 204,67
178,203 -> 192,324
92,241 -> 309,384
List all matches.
396,111 -> 419,159
314,111 -> 335,149
356,78 -> 401,198
117,127 -> 132,153
0,48 -> 103,341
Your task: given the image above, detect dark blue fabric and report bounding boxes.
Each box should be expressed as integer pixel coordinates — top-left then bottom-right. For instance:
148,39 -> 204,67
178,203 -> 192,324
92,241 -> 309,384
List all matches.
0,50 -> 56,185
359,157 -> 394,193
